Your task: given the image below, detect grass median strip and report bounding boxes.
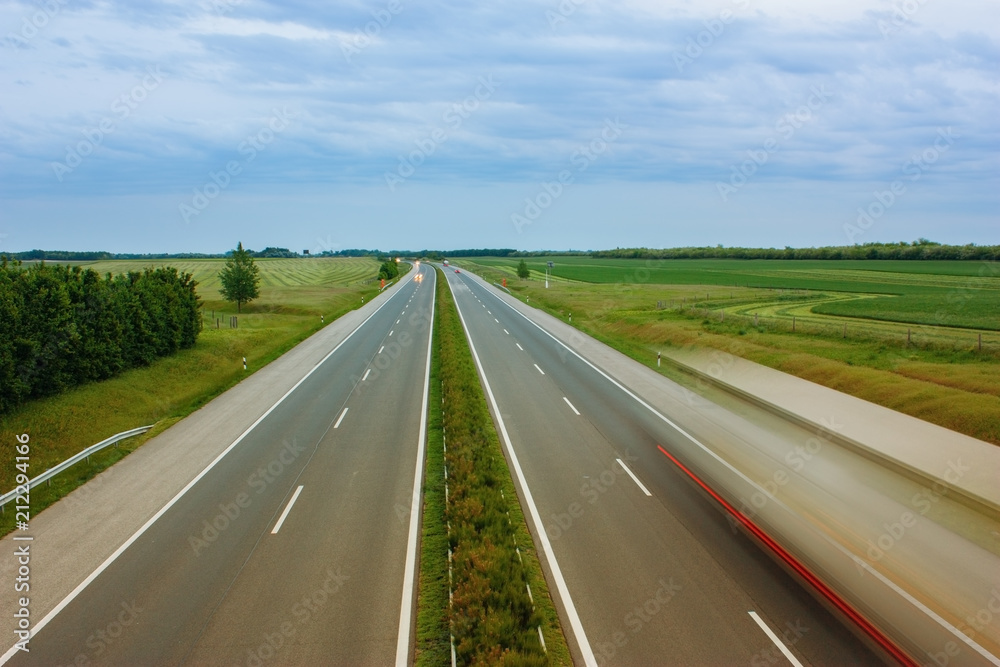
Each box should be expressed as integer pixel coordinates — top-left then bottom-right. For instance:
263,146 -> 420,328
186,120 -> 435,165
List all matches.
415,268 -> 570,666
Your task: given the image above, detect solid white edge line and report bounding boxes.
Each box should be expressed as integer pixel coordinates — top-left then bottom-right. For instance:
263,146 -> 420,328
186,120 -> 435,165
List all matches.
534,363 -> 545,375
271,485 -> 304,534
469,271 -> 1000,666
749,611 -> 804,667
395,268 -> 436,665
362,368 -> 372,382
562,396 -> 581,416
334,407 -> 349,429
0,282 -> 411,664
616,458 -> 652,497
446,272 -> 598,667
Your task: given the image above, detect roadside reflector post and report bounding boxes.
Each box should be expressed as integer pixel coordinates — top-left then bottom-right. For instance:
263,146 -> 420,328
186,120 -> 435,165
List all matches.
243,357 -> 247,371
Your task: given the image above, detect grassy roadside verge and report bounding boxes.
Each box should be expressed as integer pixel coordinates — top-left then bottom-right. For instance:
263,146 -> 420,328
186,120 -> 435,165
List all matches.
457,260 -> 1000,445
415,268 -> 571,666
0,268 -> 391,536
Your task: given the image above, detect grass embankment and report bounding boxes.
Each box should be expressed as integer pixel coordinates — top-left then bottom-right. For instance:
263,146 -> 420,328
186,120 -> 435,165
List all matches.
415,268 -> 570,666
0,258 -> 386,535
458,258 -> 1000,445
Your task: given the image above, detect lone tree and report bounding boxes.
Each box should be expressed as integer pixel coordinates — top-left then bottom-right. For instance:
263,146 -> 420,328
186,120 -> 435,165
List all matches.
516,258 -> 530,279
219,242 -> 260,312
378,259 -> 399,281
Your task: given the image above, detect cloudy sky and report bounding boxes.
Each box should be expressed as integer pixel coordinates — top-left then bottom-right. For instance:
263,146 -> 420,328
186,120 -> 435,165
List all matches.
1,0 -> 997,254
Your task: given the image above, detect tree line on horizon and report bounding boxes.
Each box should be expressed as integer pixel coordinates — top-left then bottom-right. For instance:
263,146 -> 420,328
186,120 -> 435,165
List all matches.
591,240 -> 1000,261
0,260 -> 201,414
4,246 -> 301,262
3,240 -> 998,263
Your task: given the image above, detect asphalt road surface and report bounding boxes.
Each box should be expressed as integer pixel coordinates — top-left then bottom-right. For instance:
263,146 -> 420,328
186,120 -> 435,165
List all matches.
443,268 -> 886,666
3,265 -> 435,666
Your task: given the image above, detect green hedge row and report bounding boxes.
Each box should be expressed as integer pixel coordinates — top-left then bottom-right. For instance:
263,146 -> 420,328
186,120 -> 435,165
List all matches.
0,260 -> 201,413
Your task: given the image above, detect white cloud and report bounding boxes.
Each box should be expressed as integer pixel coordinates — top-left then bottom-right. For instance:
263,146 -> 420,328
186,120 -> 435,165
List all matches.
183,16 -> 346,41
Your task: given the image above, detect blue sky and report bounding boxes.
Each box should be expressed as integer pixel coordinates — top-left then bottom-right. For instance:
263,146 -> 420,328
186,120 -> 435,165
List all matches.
1,0 -> 997,253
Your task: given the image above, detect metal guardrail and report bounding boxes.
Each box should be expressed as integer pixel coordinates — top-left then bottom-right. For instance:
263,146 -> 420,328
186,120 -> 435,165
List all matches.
492,282 -> 512,295
0,425 -> 154,510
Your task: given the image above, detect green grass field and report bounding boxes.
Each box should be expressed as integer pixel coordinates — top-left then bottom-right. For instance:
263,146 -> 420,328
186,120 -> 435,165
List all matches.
471,257 -> 1000,331
457,256 -> 1000,445
0,257 -> 385,534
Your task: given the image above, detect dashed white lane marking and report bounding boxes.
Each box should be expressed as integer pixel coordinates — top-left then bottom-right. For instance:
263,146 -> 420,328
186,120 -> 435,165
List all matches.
563,397 -> 581,416
271,485 -> 304,534
748,612 -> 803,667
334,407 -> 349,429
616,458 -> 652,496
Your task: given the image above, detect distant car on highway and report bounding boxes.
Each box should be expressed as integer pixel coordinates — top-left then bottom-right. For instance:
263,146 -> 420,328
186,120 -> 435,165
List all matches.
455,269 -> 460,273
